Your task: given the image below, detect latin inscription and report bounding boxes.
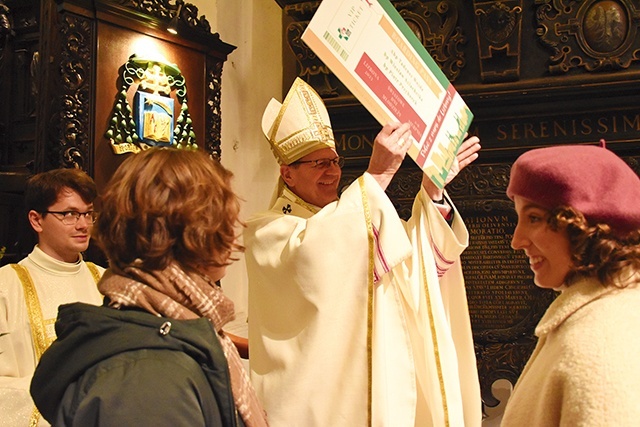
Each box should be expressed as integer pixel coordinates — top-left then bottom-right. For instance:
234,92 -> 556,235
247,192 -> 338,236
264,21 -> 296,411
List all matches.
495,114 -> 640,141
335,110 -> 640,157
462,214 -> 538,330
335,132 -> 375,154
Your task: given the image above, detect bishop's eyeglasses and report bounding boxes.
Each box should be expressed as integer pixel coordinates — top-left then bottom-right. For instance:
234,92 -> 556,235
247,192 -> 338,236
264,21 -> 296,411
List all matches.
42,210 -> 98,225
293,156 -> 345,169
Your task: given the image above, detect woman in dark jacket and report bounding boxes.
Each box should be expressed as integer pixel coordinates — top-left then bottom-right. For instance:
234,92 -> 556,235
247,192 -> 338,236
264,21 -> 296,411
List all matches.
30,148 -> 268,427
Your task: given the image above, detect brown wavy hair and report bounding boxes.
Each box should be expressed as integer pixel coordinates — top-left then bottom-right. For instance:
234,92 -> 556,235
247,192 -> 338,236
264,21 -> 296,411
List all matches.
25,168 -> 97,212
547,206 -> 640,287
94,148 -> 243,273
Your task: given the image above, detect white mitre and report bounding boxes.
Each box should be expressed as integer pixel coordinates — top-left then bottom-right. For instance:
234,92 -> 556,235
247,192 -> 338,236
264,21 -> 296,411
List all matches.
261,78 -> 335,165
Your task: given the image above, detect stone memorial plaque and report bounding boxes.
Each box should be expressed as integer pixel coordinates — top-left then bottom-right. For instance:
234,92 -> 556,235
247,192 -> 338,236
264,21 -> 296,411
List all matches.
463,211 -> 538,331
457,196 -> 557,408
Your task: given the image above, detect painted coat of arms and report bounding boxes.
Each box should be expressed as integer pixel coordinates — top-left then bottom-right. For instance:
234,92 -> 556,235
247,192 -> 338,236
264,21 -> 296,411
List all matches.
105,54 -> 197,154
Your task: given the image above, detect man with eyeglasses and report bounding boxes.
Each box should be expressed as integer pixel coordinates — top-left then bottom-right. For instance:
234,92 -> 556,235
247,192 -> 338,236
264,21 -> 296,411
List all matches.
244,78 -> 482,427
0,168 -> 104,426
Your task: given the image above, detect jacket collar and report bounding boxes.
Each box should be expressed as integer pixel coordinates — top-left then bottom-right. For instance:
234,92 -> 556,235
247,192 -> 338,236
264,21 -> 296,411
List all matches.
535,270 -> 640,337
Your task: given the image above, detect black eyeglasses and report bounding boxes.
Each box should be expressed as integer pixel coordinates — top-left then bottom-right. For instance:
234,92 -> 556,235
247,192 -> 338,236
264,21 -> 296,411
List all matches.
42,210 -> 98,225
293,156 -> 345,169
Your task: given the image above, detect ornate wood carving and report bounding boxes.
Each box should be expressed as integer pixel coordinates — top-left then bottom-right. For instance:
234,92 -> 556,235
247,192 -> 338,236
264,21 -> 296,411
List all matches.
42,0 -> 234,169
535,0 -> 640,73
54,13 -> 94,170
287,19 -> 338,97
112,0 -> 212,35
0,0 -> 235,265
1,1 -> 40,173
206,58 -> 224,160
283,0 -> 468,98
0,1 -> 11,61
35,0 -> 58,172
112,0 -> 174,21
0,0 -> 13,167
473,0 -> 523,82
396,0 -> 467,81
0,0 -> 44,263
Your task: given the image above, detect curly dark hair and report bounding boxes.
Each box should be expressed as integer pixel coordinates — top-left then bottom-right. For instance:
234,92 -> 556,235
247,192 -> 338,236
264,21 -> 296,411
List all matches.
547,206 -> 640,287
94,148 -> 244,273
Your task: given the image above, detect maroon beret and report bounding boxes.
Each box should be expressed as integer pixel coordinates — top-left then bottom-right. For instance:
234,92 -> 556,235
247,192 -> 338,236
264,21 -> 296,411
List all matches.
507,144 -> 640,234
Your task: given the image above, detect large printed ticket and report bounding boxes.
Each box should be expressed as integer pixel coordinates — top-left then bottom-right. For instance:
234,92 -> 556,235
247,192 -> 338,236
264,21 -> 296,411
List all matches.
302,0 -> 473,188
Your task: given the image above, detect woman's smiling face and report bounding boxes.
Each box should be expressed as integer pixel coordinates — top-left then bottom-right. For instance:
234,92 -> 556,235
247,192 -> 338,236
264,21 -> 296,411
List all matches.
511,196 -> 573,290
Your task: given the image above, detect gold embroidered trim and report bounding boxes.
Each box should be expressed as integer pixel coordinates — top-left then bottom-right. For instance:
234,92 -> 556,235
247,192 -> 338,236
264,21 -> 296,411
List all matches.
86,262 -> 102,285
11,265 -> 50,360
290,193 -> 320,214
420,258 -> 450,426
12,262 -> 100,426
28,407 -> 42,427
267,79 -> 335,165
11,264 -> 49,427
358,176 -> 374,426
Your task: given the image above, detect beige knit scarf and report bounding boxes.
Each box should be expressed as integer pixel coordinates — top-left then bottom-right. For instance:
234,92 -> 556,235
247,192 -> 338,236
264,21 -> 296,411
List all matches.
98,262 -> 268,427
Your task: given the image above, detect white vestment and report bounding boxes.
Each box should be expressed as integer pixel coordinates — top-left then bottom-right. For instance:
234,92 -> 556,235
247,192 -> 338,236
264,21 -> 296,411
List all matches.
0,246 -> 104,427
244,173 -> 481,426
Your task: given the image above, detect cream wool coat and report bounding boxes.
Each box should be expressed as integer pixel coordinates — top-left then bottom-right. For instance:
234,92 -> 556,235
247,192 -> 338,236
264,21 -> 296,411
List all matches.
501,273 -> 640,427
244,173 -> 481,427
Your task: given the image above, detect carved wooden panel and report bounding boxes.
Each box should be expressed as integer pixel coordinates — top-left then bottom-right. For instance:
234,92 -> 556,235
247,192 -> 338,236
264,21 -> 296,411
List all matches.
0,0 -> 235,265
473,0 -> 523,82
51,12 -> 94,171
0,0 -> 39,174
283,0 -> 469,98
535,0 -> 640,74
0,0 -> 42,263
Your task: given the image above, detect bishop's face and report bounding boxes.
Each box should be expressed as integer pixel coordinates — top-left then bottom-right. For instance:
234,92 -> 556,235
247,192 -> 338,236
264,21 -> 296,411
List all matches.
280,147 -> 342,208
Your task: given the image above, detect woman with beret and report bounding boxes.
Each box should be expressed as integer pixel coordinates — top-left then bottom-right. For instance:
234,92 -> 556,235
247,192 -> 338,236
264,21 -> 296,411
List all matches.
30,148 -> 268,426
501,143 -> 640,426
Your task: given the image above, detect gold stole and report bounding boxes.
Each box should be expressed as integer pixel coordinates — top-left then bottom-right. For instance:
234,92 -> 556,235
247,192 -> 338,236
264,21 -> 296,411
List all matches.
357,178 -> 450,426
11,262 -> 101,427
358,176 -> 375,427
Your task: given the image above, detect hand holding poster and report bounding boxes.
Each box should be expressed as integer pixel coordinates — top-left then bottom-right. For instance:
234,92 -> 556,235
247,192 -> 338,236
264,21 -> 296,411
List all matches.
302,0 -> 473,188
